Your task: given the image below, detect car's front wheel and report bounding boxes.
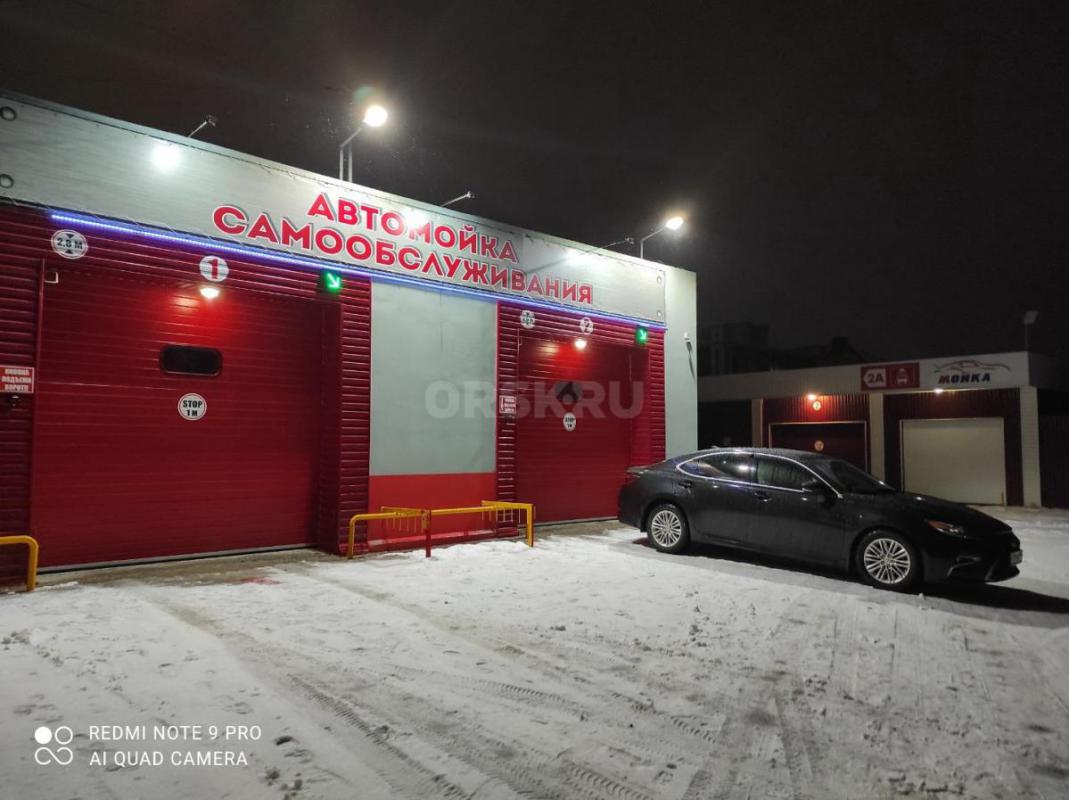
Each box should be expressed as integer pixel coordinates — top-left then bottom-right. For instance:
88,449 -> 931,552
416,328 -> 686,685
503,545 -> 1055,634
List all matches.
856,529 -> 921,591
646,503 -> 690,554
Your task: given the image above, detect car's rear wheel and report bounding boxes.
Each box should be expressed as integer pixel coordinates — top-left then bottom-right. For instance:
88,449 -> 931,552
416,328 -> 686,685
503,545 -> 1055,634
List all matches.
646,503 -> 690,554
856,529 -> 921,591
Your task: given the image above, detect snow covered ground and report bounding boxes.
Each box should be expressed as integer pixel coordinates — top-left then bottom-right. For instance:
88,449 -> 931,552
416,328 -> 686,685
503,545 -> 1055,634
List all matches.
3,507 -> 1069,799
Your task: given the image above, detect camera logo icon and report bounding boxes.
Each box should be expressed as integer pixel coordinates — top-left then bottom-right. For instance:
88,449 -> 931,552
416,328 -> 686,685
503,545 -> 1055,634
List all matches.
34,726 -> 74,766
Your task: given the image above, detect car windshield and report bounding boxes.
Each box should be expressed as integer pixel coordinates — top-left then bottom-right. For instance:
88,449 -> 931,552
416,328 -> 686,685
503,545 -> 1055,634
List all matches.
811,459 -> 897,494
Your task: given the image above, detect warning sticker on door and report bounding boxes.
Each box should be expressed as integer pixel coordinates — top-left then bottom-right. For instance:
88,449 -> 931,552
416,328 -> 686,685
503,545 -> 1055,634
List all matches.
178,393 -> 207,421
563,412 -> 577,432
520,309 -> 536,329
1,365 -> 34,394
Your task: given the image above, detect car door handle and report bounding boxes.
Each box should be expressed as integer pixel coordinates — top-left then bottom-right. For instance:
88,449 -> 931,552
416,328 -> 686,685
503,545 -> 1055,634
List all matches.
750,490 -> 772,502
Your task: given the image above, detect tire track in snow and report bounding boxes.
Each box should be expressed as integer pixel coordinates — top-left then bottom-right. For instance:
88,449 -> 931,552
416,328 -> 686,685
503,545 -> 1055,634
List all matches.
149,591 -> 667,800
268,572 -> 735,795
298,570 -> 827,800
682,592 -> 833,800
143,595 -> 481,800
287,671 -> 657,800
290,570 -> 743,763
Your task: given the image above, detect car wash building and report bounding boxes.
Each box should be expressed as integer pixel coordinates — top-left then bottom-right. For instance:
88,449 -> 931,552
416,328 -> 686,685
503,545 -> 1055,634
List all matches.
0,92 -> 696,569
699,352 -> 1069,508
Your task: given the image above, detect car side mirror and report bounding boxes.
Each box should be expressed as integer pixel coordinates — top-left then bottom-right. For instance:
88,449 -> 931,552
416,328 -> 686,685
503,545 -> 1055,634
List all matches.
801,478 -> 830,496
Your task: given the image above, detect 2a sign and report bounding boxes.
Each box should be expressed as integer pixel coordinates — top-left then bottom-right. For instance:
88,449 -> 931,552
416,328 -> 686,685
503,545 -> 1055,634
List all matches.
860,362 -> 919,391
1,365 -> 34,394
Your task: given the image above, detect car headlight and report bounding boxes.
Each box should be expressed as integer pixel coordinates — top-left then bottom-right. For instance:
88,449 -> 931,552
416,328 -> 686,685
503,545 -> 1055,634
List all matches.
926,519 -> 967,537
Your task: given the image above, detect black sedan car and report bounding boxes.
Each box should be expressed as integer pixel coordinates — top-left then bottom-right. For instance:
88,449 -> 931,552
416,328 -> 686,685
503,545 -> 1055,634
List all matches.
618,448 -> 1022,591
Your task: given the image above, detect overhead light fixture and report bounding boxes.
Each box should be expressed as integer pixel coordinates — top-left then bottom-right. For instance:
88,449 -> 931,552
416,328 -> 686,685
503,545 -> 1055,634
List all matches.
806,393 -> 818,402
151,141 -> 180,172
405,209 -> 430,229
441,191 -> 474,208
934,388 -> 945,394
574,338 -> 588,350
639,215 -> 686,258
362,104 -> 389,128
199,285 -> 220,300
339,103 -> 390,181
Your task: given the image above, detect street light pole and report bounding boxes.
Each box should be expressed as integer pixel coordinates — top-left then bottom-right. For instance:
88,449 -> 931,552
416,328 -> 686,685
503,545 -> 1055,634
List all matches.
638,215 -> 685,259
337,104 -> 389,182
638,226 -> 665,260
338,126 -> 362,182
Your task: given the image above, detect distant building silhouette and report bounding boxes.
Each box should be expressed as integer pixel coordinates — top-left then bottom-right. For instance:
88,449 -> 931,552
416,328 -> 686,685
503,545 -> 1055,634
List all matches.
697,322 -> 872,376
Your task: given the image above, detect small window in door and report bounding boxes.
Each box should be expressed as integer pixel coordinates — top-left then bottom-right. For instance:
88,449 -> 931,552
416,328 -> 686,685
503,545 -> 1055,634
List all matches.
756,457 -> 811,490
680,453 -> 755,482
160,345 -> 222,376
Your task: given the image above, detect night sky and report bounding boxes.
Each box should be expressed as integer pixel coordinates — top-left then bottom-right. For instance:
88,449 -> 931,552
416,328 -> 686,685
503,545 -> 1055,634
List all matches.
2,1 -> 1066,361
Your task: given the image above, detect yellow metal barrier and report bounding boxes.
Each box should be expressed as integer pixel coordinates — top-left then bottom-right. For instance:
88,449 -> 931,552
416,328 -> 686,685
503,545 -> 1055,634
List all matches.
479,501 -> 535,548
347,508 -> 426,559
346,501 -> 535,559
0,535 -> 39,592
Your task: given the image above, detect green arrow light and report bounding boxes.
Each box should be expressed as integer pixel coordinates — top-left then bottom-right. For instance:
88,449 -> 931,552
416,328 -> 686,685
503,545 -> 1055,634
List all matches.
322,272 -> 343,294
635,326 -> 649,345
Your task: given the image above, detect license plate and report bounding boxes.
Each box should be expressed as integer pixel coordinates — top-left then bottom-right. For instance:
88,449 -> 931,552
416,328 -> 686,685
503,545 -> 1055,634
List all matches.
1010,550 -> 1022,565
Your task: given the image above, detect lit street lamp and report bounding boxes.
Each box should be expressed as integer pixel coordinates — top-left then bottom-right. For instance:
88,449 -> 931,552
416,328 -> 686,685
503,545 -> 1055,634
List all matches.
639,215 -> 685,259
338,104 -> 389,182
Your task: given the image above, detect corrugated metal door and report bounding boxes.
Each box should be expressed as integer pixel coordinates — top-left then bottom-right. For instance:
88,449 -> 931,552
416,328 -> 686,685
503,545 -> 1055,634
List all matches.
769,422 -> 868,469
901,417 -> 1006,504
516,337 -> 635,521
32,266 -> 325,567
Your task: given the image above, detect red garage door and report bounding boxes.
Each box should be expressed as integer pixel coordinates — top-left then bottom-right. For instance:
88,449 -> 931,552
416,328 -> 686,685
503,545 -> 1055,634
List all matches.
769,421 -> 868,469
32,266 -> 326,567
516,337 -> 635,521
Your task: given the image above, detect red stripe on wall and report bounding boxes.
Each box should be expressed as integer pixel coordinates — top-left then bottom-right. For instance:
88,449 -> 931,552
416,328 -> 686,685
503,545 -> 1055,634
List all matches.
366,472 -> 497,548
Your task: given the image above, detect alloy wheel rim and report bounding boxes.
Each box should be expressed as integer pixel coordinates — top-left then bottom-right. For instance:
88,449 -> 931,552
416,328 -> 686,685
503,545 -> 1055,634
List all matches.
650,510 -> 682,548
863,537 -> 911,585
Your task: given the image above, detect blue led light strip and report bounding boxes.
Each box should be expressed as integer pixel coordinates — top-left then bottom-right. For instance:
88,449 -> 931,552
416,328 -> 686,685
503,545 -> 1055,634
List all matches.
49,211 -> 668,330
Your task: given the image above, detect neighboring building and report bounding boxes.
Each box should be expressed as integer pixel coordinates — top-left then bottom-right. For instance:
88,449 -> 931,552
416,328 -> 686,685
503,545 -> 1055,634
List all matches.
699,352 -> 1069,508
697,322 -> 871,376
0,92 -> 697,568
